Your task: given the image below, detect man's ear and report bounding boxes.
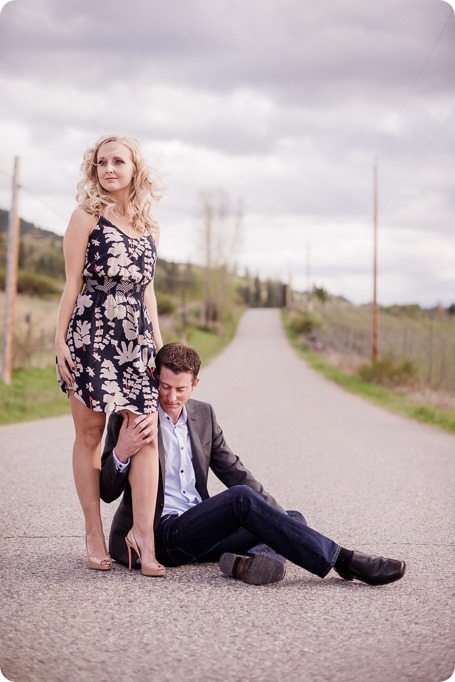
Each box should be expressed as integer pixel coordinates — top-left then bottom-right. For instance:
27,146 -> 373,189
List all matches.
192,377 -> 200,389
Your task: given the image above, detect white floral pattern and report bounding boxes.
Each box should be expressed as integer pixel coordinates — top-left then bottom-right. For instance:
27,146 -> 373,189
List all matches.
57,216 -> 159,414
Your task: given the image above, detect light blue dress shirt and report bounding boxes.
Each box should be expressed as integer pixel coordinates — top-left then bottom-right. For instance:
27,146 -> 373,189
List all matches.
159,405 -> 202,515
113,405 -> 202,516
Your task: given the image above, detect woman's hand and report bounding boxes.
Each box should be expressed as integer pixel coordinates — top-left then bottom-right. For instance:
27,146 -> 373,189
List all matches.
56,339 -> 75,387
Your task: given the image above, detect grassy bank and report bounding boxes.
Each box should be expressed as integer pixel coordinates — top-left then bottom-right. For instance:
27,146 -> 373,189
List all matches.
0,317 -> 241,426
282,309 -> 455,433
0,366 -> 70,425
187,312 -> 238,361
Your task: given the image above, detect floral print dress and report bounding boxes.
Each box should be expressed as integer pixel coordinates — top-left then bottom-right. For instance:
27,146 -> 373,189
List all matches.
57,215 -> 159,414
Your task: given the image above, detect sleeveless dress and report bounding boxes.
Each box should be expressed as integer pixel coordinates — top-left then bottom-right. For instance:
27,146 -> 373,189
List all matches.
57,215 -> 159,414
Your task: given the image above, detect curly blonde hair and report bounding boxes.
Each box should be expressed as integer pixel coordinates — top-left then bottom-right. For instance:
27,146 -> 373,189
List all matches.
76,134 -> 162,234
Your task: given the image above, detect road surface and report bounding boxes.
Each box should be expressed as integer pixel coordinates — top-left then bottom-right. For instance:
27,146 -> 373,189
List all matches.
1,309 -> 454,682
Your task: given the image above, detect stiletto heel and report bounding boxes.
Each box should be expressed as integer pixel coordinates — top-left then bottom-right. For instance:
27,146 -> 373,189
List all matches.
86,539 -> 112,571
125,529 -> 165,577
126,536 -> 136,571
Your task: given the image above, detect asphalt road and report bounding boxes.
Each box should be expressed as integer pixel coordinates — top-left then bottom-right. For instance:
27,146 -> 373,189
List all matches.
1,308 -> 454,682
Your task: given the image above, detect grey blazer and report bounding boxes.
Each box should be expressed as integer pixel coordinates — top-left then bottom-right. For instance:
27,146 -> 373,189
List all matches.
100,398 -> 283,538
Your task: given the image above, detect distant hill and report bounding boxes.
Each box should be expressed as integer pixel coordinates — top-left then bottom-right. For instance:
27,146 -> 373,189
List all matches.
0,208 -> 62,241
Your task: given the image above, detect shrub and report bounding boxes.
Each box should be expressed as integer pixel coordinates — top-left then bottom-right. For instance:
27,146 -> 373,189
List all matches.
313,286 -> 329,303
358,355 -> 418,387
0,269 -> 62,297
290,311 -> 322,336
156,291 -> 178,315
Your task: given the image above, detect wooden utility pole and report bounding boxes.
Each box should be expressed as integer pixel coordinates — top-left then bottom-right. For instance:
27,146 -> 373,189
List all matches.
306,242 -> 312,312
372,160 -> 379,362
1,156 -> 20,384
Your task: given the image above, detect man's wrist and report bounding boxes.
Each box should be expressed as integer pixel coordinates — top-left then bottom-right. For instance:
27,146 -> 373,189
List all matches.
112,449 -> 130,471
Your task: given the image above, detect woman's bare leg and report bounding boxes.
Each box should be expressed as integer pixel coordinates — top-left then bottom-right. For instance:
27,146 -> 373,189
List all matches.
125,410 -> 164,570
69,395 -> 108,562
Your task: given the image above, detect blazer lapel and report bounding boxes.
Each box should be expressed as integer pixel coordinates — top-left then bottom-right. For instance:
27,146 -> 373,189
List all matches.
186,401 -> 210,499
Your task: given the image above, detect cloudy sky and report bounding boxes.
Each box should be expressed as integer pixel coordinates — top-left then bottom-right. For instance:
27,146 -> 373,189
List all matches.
0,0 -> 454,306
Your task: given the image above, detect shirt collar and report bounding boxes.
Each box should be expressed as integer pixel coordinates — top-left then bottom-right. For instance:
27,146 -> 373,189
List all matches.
158,404 -> 188,426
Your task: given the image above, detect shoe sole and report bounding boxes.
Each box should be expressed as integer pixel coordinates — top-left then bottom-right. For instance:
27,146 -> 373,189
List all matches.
219,552 -> 286,585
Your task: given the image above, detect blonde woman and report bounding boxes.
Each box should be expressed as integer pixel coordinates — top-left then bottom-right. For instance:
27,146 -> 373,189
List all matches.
56,134 -> 165,576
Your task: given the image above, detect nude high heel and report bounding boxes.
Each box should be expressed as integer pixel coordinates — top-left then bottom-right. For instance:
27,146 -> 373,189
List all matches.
125,529 -> 166,577
86,540 -> 112,571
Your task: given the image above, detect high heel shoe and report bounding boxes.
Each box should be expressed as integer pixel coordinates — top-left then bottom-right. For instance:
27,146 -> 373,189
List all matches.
86,540 -> 112,571
125,529 -> 166,577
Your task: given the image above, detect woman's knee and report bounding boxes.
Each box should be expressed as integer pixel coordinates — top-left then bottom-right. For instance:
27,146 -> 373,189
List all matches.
71,396 -> 105,449
73,414 -> 105,449
79,423 -> 104,450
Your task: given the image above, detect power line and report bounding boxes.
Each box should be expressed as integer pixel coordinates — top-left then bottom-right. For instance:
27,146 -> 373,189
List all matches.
381,9 -> 455,163
0,166 -> 12,181
0,164 -> 68,223
405,9 -> 454,101
20,184 -> 68,222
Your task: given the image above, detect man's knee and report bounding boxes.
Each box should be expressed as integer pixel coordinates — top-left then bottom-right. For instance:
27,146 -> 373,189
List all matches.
286,510 -> 307,525
227,485 -> 261,503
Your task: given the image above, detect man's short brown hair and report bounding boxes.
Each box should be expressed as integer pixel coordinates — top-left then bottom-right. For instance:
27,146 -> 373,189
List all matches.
155,343 -> 201,380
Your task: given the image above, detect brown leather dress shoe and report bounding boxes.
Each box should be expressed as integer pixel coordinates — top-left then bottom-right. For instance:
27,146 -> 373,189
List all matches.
334,551 -> 406,586
219,552 -> 286,585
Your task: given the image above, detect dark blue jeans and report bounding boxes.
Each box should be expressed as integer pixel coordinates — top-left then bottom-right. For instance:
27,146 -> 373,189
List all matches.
154,486 -> 340,578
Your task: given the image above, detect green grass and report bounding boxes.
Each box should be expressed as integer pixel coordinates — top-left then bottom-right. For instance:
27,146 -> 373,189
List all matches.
282,309 -> 455,433
0,365 -> 70,425
187,314 -> 239,364
0,313 -> 241,426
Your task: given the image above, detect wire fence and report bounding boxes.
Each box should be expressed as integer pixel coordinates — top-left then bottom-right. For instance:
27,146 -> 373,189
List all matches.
311,303 -> 455,392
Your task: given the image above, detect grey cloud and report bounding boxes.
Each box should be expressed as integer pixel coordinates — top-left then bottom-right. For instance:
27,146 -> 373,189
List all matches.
1,0 -> 453,100
0,0 -> 453,305
1,0 -> 453,163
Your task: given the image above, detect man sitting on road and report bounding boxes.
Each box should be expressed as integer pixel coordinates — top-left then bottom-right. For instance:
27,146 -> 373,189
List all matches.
100,342 -> 406,586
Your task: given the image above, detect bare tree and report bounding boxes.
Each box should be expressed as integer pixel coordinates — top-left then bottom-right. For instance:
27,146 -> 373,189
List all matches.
199,189 -> 243,326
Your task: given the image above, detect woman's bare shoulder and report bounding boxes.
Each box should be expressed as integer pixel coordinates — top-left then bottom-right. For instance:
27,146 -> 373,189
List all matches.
66,207 -> 99,236
70,206 -> 99,225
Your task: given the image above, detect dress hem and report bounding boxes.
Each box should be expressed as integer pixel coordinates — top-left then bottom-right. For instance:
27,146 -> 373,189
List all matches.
65,388 -> 158,416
